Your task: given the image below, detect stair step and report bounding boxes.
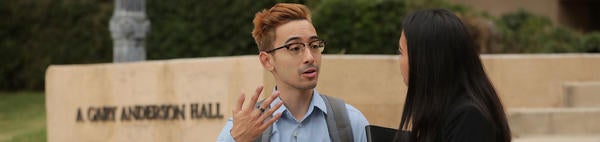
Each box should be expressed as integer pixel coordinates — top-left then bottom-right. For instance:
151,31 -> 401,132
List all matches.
508,108 -> 600,137
564,82 -> 600,107
513,135 -> 600,142
563,82 -> 600,107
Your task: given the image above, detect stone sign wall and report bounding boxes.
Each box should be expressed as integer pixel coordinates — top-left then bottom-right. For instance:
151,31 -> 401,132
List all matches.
46,54 -> 600,142
46,56 -> 264,142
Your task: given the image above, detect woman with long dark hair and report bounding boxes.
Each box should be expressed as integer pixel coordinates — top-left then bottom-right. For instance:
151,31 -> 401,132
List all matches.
395,9 -> 511,142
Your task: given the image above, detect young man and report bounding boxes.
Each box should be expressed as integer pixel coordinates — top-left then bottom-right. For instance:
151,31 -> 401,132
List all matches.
217,3 -> 369,142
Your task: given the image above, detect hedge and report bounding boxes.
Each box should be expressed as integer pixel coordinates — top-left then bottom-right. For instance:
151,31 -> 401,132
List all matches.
0,0 -> 597,91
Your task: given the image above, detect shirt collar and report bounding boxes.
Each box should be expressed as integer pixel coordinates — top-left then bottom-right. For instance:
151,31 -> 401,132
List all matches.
269,86 -> 328,117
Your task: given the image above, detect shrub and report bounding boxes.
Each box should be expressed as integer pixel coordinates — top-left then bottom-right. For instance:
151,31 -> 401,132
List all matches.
580,32 -> 600,52
312,0 -> 406,54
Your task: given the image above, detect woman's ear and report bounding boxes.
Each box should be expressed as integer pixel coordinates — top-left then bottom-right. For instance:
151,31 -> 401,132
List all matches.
259,52 -> 275,72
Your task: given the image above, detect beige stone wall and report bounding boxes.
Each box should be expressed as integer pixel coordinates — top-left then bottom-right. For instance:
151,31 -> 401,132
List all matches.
46,56 -> 264,142
46,54 -> 600,142
482,54 -> 600,108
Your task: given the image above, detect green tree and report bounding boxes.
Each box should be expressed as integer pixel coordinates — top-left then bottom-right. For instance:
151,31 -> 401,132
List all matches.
312,0 -> 406,54
0,0 -> 113,91
145,0 -> 276,59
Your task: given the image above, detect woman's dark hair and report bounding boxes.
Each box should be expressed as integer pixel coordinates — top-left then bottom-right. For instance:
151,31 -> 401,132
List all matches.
397,9 -> 511,142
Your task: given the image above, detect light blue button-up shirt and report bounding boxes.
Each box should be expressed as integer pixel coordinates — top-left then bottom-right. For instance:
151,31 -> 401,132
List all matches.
217,89 -> 369,142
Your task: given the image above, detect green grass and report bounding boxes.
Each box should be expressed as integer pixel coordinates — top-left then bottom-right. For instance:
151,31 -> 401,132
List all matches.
0,92 -> 46,142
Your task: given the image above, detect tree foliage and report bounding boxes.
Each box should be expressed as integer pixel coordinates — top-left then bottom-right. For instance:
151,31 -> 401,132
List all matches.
0,0 -> 597,91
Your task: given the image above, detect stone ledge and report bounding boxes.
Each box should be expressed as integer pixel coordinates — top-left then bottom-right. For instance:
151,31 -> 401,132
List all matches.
564,82 -> 600,107
513,135 -> 600,142
509,108 -> 600,137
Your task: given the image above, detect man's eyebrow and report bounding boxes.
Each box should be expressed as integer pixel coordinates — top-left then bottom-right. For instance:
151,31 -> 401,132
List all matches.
284,36 -> 319,43
285,37 -> 301,43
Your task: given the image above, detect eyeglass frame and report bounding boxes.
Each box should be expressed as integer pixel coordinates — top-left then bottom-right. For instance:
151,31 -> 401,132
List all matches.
262,39 -> 326,54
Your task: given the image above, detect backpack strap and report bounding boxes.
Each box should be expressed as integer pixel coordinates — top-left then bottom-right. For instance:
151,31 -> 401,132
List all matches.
255,125 -> 273,142
253,100 -> 273,142
321,94 -> 354,142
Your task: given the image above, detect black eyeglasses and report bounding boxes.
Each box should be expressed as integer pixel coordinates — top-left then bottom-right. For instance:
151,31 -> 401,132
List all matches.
264,39 -> 326,56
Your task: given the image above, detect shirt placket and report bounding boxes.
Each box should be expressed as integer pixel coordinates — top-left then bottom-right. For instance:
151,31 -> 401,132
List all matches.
292,122 -> 304,142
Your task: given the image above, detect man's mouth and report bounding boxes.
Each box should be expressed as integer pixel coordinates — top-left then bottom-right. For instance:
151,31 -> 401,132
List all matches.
301,68 -> 317,78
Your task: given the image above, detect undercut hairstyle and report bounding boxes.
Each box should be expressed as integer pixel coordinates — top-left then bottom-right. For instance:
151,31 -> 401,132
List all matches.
252,3 -> 312,51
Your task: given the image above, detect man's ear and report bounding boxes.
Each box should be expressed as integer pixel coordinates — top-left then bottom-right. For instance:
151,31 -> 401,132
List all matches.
259,52 -> 275,72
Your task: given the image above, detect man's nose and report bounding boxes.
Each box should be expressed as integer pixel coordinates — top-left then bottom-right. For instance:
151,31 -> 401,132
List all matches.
303,46 -> 315,64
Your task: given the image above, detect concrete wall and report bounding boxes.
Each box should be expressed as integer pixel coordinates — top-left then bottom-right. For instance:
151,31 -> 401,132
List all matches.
45,54 -> 600,142
482,54 -> 600,108
45,56 -> 264,142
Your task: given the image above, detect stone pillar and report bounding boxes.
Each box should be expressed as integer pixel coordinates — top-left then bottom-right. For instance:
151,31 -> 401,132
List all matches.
110,0 -> 150,62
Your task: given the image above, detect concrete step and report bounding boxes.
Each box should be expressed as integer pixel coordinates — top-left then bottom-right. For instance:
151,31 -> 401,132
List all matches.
508,108 -> 600,137
564,82 -> 600,107
513,135 -> 600,142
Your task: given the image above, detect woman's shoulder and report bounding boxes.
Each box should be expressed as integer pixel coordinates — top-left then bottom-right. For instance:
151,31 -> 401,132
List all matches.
443,98 -> 498,142
447,99 -> 484,118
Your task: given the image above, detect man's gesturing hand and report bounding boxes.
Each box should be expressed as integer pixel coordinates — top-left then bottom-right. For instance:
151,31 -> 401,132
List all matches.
230,86 -> 284,142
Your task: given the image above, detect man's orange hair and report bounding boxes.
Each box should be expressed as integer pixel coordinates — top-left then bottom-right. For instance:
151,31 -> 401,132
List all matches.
252,3 -> 312,51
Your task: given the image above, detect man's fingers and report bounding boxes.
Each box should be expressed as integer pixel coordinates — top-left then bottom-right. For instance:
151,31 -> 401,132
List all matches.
259,91 -> 280,111
246,85 -> 263,110
258,101 -> 283,121
233,92 -> 245,113
259,112 -> 282,130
